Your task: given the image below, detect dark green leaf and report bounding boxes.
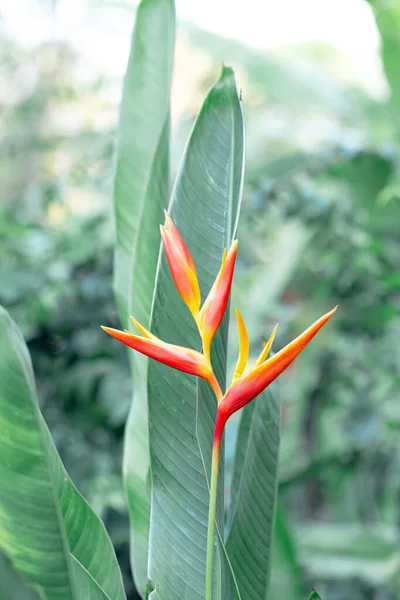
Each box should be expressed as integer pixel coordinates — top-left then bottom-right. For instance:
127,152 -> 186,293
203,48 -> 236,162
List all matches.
146,66 -> 244,600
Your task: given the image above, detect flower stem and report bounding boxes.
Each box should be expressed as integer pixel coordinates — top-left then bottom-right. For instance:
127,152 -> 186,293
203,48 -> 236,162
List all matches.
206,409 -> 226,600
206,441 -> 220,600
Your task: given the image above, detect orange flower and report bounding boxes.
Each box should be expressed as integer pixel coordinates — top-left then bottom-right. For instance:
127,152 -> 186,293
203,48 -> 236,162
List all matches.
103,214 -> 336,431
160,213 -> 201,318
101,318 -> 222,397
160,213 -> 237,363
102,213 -> 337,600
215,306 -> 338,435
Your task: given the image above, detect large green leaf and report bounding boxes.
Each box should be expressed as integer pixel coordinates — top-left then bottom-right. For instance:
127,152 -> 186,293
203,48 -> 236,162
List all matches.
225,382 -> 280,600
145,67 -> 244,599
112,0 -> 175,593
0,306 -> 126,600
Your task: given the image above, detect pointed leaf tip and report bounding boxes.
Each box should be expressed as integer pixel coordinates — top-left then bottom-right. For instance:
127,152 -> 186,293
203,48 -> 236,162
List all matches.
214,65 -> 238,95
220,64 -> 234,79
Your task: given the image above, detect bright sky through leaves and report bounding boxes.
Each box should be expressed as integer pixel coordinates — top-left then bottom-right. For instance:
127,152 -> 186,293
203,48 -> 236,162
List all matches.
2,0 -> 386,97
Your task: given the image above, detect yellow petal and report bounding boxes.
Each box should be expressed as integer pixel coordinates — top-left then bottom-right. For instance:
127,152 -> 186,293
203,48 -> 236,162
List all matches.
130,316 -> 156,339
254,323 -> 278,367
221,247 -> 227,267
233,309 -> 249,381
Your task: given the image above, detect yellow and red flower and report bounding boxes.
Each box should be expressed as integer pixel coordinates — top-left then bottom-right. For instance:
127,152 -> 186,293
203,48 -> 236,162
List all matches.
214,306 -> 337,443
103,214 -> 337,600
102,317 -> 222,397
103,213 -> 336,436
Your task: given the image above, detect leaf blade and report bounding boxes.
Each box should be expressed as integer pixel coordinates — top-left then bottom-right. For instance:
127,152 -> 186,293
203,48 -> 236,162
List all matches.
113,0 -> 175,328
112,0 -> 175,593
0,306 -> 126,600
147,66 -> 244,600
226,383 -> 280,600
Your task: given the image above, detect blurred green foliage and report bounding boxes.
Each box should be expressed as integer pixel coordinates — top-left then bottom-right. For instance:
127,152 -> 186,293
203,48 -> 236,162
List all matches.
0,28 -> 135,596
1,1 -> 400,599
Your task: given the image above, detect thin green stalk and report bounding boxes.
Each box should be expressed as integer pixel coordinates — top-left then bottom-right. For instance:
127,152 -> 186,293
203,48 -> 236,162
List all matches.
206,442 -> 220,600
206,408 -> 225,600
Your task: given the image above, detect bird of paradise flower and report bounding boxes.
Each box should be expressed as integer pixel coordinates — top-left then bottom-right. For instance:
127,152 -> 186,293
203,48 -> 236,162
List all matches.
103,213 -> 336,600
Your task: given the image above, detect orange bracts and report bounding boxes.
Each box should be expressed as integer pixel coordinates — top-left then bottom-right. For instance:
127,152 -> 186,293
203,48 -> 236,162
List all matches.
160,213 -> 201,318
102,213 -> 338,600
102,214 -> 336,438
197,241 -> 238,362
215,307 -> 337,435
160,212 -> 237,356
101,320 -> 221,397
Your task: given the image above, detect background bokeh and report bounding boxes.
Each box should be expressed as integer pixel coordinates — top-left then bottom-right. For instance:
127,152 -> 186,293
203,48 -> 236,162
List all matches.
1,1 -> 400,598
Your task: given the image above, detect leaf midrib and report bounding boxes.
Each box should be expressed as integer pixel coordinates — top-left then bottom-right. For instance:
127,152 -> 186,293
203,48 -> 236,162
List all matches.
70,555 -> 113,600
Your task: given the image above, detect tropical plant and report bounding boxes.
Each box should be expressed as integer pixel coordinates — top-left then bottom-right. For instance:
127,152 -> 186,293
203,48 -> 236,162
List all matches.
103,213 -> 335,599
0,0 -> 331,597
3,0 -> 399,599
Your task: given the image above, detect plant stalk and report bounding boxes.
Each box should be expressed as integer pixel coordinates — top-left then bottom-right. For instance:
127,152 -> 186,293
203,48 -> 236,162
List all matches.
206,409 -> 225,600
206,441 -> 220,600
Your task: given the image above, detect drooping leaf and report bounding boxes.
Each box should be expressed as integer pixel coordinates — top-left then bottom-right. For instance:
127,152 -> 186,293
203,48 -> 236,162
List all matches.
112,0 -> 175,593
0,306 -> 126,600
225,382 -> 280,600
146,67 -> 244,600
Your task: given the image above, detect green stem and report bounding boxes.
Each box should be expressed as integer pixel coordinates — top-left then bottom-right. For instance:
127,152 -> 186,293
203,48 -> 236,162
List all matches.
206,442 -> 220,600
206,408 -> 226,600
